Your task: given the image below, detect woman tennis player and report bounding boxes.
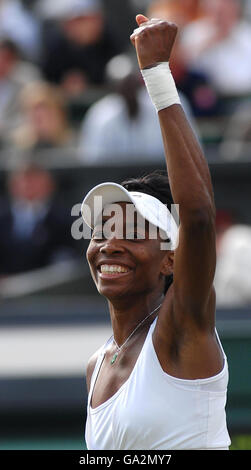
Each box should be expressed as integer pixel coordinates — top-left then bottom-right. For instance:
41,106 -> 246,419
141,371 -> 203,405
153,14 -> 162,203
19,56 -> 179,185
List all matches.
81,15 -> 231,450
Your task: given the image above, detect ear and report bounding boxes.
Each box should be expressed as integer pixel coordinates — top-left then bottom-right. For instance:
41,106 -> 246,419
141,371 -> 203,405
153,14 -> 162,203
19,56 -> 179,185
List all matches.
161,250 -> 174,277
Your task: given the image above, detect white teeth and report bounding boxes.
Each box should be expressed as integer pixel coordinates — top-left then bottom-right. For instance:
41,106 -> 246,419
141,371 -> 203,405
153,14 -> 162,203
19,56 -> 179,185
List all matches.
100,265 -> 130,273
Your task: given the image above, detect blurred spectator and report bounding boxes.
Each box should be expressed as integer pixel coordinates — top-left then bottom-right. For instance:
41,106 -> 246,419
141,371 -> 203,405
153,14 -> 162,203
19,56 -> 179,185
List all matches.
0,0 -> 41,61
245,0 -> 251,21
78,53 -> 198,164
180,0 -> 251,96
215,208 -> 237,253
130,0 -> 152,10
0,38 -> 41,146
0,163 -> 78,276
100,0 -> 137,52
39,0 -> 121,98
220,101 -> 251,161
9,81 -> 75,151
214,224 -> 251,306
147,0 -> 203,26
145,0 -> 220,116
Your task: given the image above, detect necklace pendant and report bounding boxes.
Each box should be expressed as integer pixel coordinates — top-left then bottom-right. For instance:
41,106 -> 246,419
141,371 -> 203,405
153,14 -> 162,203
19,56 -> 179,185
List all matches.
111,352 -> 118,365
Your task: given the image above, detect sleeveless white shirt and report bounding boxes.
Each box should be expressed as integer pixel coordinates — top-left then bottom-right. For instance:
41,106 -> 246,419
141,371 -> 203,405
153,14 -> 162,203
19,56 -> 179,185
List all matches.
85,318 -> 231,450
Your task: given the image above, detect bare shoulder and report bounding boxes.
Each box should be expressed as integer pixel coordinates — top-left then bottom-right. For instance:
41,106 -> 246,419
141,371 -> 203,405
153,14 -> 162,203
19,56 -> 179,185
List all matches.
86,349 -> 101,393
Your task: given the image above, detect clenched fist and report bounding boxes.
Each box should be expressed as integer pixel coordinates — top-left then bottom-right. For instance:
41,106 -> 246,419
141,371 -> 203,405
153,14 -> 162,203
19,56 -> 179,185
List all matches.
130,14 -> 178,70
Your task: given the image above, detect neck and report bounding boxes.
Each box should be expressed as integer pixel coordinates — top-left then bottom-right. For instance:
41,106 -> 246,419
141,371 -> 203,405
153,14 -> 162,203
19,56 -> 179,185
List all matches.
108,293 -> 164,346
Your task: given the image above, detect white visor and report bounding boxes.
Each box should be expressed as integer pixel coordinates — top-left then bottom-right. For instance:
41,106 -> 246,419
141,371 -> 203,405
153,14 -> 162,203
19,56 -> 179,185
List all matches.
81,182 -> 179,250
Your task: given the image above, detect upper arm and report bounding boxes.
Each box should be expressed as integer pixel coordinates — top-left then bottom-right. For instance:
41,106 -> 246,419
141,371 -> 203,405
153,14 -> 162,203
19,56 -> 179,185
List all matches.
172,208 -> 216,329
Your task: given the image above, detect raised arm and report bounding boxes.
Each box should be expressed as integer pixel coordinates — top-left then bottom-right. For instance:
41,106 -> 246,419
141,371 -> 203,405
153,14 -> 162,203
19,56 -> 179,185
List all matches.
131,15 -> 216,332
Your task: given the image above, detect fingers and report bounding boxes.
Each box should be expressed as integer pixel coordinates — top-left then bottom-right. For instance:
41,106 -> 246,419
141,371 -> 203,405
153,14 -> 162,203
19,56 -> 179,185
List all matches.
132,17 -> 175,36
136,14 -> 149,26
130,16 -> 153,45
130,16 -> 178,48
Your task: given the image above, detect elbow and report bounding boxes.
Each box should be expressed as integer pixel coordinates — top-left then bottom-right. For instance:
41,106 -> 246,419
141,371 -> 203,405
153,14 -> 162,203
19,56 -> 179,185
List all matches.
180,204 -> 216,231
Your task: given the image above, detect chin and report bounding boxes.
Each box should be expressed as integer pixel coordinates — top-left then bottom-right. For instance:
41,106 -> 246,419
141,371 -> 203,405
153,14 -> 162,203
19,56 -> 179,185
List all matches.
97,285 -> 129,300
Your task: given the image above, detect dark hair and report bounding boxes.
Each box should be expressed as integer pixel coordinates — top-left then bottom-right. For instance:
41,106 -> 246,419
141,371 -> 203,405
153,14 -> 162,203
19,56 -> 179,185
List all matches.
121,169 -> 174,294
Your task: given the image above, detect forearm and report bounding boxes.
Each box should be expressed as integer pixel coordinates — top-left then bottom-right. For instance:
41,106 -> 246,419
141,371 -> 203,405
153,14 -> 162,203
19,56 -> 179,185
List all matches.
158,104 -> 216,222
130,16 -> 215,223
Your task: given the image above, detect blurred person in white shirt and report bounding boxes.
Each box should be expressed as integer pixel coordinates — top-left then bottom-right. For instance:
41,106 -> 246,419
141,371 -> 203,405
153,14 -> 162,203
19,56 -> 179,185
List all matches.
78,54 -> 198,164
214,224 -> 251,307
180,0 -> 251,96
0,38 -> 40,146
0,0 -> 41,61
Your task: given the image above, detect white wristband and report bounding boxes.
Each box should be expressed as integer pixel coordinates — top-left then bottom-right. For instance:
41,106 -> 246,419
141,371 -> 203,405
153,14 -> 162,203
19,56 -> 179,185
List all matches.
141,62 -> 181,112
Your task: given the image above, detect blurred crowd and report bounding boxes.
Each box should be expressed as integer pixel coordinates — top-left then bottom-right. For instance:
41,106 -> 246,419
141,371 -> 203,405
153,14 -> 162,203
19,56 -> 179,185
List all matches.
0,0 -> 250,161
0,0 -> 251,306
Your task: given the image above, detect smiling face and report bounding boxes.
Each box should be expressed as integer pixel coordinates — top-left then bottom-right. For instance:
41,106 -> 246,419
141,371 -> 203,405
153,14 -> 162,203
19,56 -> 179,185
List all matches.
86,202 -> 173,301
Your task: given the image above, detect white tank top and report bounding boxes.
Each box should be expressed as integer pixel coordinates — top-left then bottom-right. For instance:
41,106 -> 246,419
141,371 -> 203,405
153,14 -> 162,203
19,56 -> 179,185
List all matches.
85,318 -> 231,450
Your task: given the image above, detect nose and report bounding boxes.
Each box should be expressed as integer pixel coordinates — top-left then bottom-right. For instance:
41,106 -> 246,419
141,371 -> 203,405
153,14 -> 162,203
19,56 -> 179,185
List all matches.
100,236 -> 126,255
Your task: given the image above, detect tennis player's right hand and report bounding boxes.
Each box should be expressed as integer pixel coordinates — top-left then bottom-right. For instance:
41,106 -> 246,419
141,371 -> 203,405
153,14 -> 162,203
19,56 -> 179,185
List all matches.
130,14 -> 178,70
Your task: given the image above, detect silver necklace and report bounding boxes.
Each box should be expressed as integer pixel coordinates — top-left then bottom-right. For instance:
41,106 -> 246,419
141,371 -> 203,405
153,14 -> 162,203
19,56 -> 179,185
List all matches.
110,303 -> 162,365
